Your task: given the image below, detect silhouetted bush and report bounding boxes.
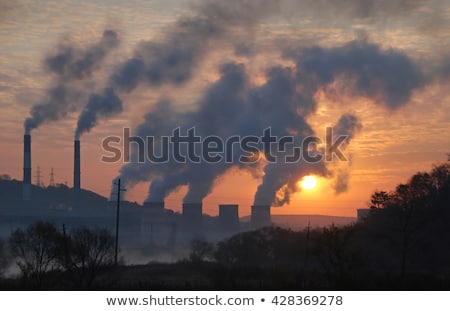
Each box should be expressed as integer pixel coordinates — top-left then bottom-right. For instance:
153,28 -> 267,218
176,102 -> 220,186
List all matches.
214,227 -> 305,267
189,239 -> 215,262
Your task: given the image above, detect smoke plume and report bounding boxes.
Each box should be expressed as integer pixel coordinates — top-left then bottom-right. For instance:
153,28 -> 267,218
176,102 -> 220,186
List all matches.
113,34 -> 428,207
44,30 -> 119,80
330,114 -> 362,194
333,114 -> 362,143
20,0 -> 443,207
110,1 -> 280,93
75,88 -> 122,139
24,30 -> 120,134
283,39 -> 426,110
252,40 -> 424,206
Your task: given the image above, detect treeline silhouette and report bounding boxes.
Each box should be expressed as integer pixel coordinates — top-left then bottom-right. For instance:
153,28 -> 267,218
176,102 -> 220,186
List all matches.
0,223 -> 115,289
0,160 -> 449,290
198,160 -> 450,289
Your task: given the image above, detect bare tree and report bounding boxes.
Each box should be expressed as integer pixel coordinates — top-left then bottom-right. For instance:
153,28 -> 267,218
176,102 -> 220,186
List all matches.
59,227 -> 115,288
9,221 -> 61,287
311,224 -> 361,285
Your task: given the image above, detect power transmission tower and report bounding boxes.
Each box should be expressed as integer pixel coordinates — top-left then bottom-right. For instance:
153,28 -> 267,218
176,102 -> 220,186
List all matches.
49,168 -> 55,187
35,166 -> 44,187
113,179 -> 126,266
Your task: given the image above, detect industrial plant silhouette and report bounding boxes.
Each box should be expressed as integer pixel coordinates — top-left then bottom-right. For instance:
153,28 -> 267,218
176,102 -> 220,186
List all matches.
2,134 -> 273,248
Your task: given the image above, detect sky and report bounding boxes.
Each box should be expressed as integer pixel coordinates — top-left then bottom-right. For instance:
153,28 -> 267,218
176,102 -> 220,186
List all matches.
1,0 -> 449,217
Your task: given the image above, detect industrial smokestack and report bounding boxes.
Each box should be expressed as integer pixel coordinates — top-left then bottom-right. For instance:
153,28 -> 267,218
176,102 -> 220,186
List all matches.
251,205 -> 271,229
74,140 -> 80,190
23,134 -> 31,201
218,204 -> 239,235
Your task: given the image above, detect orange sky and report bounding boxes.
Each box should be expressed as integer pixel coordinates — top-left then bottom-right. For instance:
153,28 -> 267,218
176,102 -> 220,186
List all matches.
1,0 -> 449,218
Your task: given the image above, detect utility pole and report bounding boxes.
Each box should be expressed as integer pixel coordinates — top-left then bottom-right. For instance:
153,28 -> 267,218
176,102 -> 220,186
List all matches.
114,179 -> 126,266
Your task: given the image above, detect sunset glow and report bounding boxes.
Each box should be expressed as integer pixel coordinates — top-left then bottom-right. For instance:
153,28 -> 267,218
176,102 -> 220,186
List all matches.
0,0 -> 448,219
299,176 -> 318,190
1,0 -> 450,293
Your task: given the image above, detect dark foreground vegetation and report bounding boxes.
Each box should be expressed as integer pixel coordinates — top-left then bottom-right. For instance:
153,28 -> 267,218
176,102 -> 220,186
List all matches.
0,160 -> 449,290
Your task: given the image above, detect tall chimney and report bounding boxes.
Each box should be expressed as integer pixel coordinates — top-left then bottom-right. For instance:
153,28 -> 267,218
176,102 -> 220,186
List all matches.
74,140 -> 80,190
23,134 -> 31,200
251,205 -> 271,229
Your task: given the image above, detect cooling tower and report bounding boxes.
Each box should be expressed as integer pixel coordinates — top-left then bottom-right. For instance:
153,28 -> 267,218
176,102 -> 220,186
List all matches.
218,204 -> 239,234
74,140 -> 80,190
23,134 -> 31,200
143,201 -> 165,215
141,201 -> 174,246
251,205 -> 271,229
182,202 -> 203,239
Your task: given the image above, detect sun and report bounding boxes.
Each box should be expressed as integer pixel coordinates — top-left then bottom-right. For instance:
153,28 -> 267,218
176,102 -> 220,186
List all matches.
299,175 -> 318,190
